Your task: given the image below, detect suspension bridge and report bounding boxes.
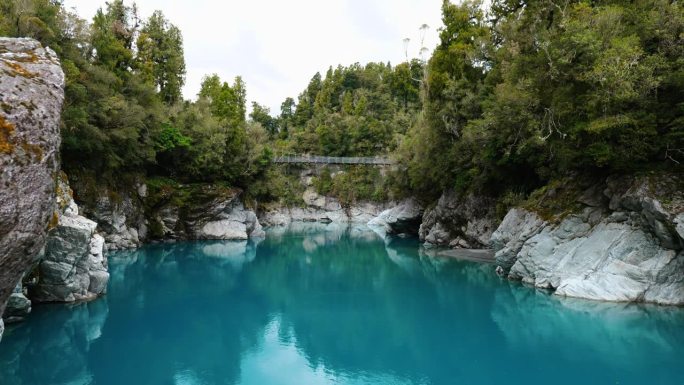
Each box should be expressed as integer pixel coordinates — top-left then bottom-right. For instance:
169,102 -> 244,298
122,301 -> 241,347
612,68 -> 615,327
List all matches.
273,155 -> 394,165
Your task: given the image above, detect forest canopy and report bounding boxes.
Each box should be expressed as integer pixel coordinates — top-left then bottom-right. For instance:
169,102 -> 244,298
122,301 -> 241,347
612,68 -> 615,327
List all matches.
395,0 -> 683,199
0,0 -> 681,203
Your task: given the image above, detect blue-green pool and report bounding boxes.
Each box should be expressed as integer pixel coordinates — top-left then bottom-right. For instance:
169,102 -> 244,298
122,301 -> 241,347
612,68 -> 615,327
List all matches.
1,223 -> 683,385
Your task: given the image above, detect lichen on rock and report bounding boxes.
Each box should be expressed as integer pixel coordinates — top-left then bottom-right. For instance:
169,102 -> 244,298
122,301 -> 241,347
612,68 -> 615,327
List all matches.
0,37 -> 64,321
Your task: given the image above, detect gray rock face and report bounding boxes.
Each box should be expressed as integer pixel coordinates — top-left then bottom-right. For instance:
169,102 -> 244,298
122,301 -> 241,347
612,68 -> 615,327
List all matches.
196,200 -> 265,240
493,175 -> 684,305
676,214 -> 684,241
4,281 -> 31,323
260,203 -> 389,226
419,190 -> 497,248
0,38 -> 64,319
31,177 -> 108,302
368,198 -> 424,236
81,181 -> 264,247
491,209 -> 546,270
148,187 -> 265,241
88,187 -> 147,251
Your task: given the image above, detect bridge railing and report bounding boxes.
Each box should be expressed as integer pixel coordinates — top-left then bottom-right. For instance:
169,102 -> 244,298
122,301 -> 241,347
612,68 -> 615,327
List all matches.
273,155 -> 393,165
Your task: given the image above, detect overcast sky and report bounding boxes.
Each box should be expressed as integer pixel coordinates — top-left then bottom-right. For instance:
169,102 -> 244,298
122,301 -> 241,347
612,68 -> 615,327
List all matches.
61,0 -> 443,114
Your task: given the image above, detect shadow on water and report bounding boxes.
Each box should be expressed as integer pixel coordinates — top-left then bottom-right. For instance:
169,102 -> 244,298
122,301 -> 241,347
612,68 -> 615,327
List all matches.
0,223 -> 683,385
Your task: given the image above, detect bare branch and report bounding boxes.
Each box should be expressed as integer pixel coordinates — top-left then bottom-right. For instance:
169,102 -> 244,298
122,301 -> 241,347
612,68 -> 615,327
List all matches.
540,107 -> 566,141
665,145 -> 683,164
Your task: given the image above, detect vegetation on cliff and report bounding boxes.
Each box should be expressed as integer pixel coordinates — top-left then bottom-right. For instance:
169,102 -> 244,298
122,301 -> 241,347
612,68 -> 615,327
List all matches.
1,0 -> 681,208
396,0 -> 683,202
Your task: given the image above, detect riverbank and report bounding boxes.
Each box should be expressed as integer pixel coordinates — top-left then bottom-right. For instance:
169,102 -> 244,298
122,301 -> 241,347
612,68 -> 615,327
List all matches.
370,173 -> 684,306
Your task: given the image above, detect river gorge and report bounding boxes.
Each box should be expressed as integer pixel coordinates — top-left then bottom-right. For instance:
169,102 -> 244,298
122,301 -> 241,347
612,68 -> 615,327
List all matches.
1,223 -> 683,385
1,2 -> 684,382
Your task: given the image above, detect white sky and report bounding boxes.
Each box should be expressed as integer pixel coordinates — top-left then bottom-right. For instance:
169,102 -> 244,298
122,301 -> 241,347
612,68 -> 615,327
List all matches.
61,0 -> 443,114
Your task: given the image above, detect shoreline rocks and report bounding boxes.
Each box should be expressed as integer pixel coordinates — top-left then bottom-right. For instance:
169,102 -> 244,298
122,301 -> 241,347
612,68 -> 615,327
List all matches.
31,175 -> 109,303
90,191 -> 147,251
0,38 -> 65,330
368,174 -> 683,306
87,184 -> 266,249
4,281 -> 31,323
492,174 -> 684,305
260,201 -> 390,227
260,184 -> 390,227
367,198 -> 423,236
196,201 -> 265,240
419,191 -> 497,248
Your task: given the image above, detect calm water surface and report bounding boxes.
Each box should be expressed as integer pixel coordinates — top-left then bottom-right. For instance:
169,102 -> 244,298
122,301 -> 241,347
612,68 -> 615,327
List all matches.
1,223 -> 683,385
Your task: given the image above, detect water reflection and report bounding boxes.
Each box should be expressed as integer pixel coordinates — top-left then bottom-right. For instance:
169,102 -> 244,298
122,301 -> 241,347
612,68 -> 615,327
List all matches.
0,225 -> 682,385
0,300 -> 107,385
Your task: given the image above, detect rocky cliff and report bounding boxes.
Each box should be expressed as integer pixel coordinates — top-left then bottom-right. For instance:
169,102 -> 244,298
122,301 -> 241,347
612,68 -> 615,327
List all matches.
368,190 -> 498,248
86,178 -> 149,250
2,174 -> 109,330
30,175 -> 108,303
159,184 -> 265,241
71,166 -> 390,248
0,38 -> 65,341
491,174 -> 683,305
419,190 -> 498,248
370,173 -> 683,305
72,178 -> 265,250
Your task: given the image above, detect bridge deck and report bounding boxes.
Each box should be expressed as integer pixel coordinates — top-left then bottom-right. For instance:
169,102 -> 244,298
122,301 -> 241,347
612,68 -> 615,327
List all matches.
273,155 -> 393,165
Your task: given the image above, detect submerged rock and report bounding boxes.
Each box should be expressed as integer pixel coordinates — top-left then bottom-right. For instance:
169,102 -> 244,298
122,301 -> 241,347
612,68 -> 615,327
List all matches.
493,174 -> 684,305
31,176 -> 108,303
0,38 -> 64,321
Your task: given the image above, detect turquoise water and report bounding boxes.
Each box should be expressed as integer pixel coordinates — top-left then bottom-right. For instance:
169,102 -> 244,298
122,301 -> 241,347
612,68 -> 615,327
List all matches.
1,223 -> 683,385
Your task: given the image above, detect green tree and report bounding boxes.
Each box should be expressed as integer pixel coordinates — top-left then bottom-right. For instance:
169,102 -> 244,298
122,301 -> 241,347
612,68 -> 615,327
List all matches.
90,0 -> 137,75
278,97 -> 296,138
137,10 -> 186,104
249,102 -> 278,137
